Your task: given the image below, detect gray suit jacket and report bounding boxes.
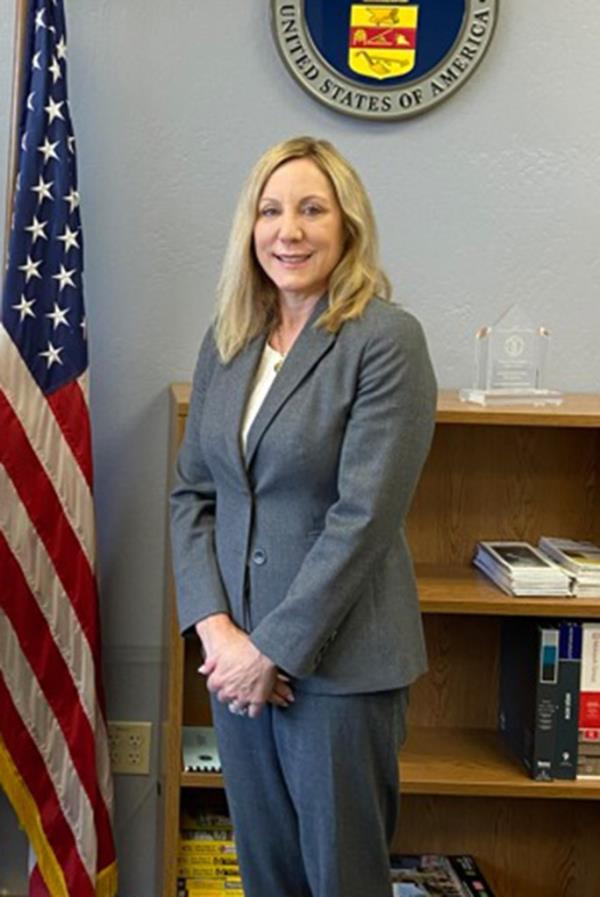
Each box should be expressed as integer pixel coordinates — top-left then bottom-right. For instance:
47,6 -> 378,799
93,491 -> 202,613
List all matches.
170,296 -> 437,694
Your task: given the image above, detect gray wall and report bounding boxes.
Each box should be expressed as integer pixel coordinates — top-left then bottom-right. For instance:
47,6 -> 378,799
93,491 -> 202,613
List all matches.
1,1 -> 599,894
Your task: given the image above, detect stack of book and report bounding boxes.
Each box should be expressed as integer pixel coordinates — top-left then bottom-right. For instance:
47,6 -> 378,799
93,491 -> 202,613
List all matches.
390,854 -> 496,896
177,813 -> 243,897
538,537 -> 600,598
499,619 -> 600,780
473,541 -> 571,596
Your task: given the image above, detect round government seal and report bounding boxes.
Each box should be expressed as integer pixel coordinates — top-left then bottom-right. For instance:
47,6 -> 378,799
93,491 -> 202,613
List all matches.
271,0 -> 499,120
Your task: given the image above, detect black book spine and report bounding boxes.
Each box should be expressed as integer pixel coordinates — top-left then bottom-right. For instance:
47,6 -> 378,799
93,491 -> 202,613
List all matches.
448,855 -> 497,897
553,621 -> 582,779
499,620 -> 559,781
533,624 -> 560,780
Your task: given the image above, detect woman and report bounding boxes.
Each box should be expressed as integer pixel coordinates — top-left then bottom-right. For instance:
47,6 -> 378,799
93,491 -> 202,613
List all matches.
170,136 -> 437,897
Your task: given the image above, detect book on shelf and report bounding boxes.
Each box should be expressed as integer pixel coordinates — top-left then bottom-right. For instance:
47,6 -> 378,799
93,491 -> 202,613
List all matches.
390,854 -> 496,897
473,541 -> 571,597
179,838 -> 237,855
182,726 -> 221,773
499,619 -> 561,780
179,808 -> 234,838
538,537 -> 600,598
178,879 -> 244,896
554,622 -> 582,780
178,810 -> 240,892
178,864 -> 241,882
179,855 -> 238,866
578,622 -> 600,778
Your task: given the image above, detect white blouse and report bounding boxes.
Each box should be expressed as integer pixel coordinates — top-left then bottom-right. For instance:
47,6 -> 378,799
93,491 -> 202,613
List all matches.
240,342 -> 285,453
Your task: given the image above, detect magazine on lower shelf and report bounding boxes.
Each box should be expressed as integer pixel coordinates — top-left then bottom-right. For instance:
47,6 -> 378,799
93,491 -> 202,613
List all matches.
390,854 -> 496,897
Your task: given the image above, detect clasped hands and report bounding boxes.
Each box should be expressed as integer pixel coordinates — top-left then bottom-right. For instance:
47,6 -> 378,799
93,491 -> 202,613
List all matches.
195,613 -> 294,719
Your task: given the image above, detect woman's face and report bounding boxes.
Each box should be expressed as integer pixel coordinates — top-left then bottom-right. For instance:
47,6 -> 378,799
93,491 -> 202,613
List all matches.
253,157 -> 345,305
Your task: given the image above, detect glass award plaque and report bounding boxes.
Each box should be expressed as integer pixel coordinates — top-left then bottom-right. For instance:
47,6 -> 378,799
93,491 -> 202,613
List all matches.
459,305 -> 563,406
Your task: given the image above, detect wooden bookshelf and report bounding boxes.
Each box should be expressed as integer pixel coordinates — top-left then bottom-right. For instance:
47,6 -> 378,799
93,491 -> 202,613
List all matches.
436,390 -> 600,427
180,726 -> 600,800
417,564 -> 600,617
400,728 -> 600,800
180,770 -> 223,789
158,387 -> 600,897
165,384 -> 600,428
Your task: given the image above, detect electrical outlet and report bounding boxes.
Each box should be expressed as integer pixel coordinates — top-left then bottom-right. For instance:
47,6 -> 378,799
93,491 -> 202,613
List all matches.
107,720 -> 152,775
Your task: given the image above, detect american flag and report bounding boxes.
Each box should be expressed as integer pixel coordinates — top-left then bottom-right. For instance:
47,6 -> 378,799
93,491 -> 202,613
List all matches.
0,2 -> 117,896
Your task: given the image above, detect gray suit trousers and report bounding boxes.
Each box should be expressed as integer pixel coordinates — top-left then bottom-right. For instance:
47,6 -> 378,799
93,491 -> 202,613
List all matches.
211,688 -> 409,897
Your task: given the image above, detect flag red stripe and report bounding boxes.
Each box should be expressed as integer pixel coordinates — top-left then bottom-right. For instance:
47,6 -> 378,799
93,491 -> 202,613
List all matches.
47,380 -> 94,488
0,674 -> 95,897
0,535 -> 116,869
0,390 -> 109,734
29,866 -> 51,897
0,392 -> 99,656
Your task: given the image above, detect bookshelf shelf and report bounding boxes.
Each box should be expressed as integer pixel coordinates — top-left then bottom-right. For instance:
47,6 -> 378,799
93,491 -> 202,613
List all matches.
417,564 -> 600,617
180,727 -> 600,800
159,387 -> 600,897
436,390 -> 600,427
168,385 -> 600,428
180,770 -> 223,789
400,728 -> 600,800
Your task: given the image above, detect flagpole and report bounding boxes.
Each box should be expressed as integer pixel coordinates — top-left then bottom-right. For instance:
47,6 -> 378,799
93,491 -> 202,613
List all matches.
3,0 -> 29,266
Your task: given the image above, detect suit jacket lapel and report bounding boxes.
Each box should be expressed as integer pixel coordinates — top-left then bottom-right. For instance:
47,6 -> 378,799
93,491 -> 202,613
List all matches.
245,296 -> 336,468
223,332 -> 266,484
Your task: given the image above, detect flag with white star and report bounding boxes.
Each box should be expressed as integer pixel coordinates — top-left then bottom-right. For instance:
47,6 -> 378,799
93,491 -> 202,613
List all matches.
2,0 -> 85,393
0,3 -> 117,897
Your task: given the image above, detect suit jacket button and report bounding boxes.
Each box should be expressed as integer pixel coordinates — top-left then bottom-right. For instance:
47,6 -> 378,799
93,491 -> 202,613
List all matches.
252,548 -> 266,566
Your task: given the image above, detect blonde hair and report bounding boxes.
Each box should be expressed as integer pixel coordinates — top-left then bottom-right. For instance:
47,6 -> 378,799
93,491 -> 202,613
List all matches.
214,136 -> 391,362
